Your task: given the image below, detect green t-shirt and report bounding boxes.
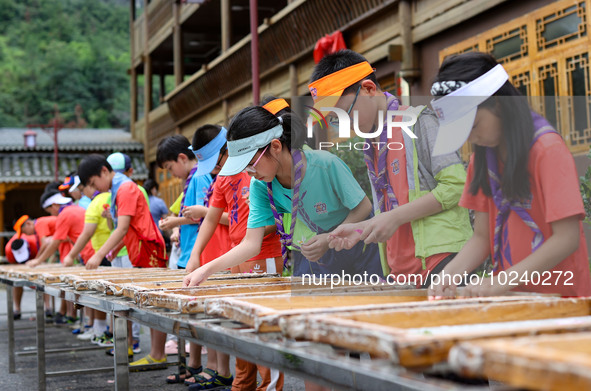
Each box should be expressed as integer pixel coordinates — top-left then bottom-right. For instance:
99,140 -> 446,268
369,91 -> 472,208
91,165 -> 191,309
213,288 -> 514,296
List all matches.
247,149 -> 366,241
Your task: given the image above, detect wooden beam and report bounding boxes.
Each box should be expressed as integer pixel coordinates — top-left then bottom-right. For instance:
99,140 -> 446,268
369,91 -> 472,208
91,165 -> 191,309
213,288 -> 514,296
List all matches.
173,0 -> 184,86
143,0 -> 151,165
289,63 -> 298,98
130,67 -> 138,138
221,0 -> 231,53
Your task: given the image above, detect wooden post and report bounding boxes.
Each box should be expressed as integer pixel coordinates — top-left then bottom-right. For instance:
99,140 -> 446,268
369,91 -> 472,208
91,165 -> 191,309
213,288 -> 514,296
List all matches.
159,69 -> 165,101
399,0 -> 420,82
130,67 -> 138,138
221,0 -> 232,53
222,99 -> 229,127
130,0 -> 136,137
173,0 -> 184,86
143,0 -> 151,164
289,64 -> 298,99
0,183 -> 5,256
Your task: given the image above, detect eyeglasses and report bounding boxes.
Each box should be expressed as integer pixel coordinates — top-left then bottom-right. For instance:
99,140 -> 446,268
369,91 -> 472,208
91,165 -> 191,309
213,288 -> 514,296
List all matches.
215,145 -> 227,168
328,84 -> 361,128
244,145 -> 269,173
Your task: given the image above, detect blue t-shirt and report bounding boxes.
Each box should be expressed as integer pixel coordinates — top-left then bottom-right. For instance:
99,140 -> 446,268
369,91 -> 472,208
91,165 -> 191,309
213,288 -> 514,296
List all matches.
149,195 -> 168,225
178,173 -> 213,268
247,149 -> 366,244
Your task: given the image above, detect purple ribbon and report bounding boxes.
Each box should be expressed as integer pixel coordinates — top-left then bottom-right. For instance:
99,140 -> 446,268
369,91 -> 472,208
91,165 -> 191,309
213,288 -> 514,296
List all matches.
363,92 -> 400,213
488,112 -> 556,270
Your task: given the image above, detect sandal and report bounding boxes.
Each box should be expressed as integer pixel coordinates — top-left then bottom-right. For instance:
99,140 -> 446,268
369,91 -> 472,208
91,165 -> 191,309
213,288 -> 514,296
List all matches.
166,365 -> 202,384
187,372 -> 234,390
185,367 -> 217,386
13,311 -> 21,320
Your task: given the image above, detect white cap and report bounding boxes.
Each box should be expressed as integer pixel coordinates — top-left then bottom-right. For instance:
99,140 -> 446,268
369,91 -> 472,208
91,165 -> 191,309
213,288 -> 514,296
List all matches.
430,64 -> 509,156
42,193 -> 72,209
11,239 -> 30,264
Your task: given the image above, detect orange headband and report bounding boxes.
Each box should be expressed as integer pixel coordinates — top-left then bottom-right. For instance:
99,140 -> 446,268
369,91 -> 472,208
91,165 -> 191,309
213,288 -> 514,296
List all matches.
262,98 -> 289,115
308,61 -> 374,102
14,215 -> 30,238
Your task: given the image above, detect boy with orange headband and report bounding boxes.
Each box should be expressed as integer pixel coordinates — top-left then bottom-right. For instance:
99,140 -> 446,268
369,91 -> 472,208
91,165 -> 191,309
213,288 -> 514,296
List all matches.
314,50 -> 472,287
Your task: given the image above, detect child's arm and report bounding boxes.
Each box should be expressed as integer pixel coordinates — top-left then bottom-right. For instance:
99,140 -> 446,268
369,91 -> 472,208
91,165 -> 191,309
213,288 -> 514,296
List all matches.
63,223 -> 97,267
185,206 -> 224,273
159,215 -> 196,230
462,215 -> 581,297
28,239 -> 62,267
302,196 -> 372,262
428,211 -> 491,298
182,205 -> 229,226
85,215 -> 131,269
183,227 -> 265,286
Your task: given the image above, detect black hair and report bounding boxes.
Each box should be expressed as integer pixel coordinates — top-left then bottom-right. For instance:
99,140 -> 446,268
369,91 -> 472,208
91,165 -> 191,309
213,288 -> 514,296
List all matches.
310,49 -> 379,95
142,178 -> 158,194
434,52 -> 534,200
192,124 -> 225,151
44,181 -> 61,193
78,154 -> 113,186
228,106 -> 305,151
11,238 -> 25,251
40,188 -> 58,208
156,135 -> 194,168
260,95 -> 292,117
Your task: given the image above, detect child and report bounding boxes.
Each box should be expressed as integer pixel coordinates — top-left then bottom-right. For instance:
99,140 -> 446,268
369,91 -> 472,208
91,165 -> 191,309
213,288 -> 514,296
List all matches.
28,188 -> 95,324
78,154 -> 167,367
427,52 -> 591,297
59,174 -> 92,209
5,218 -> 39,320
184,124 -> 283,390
182,106 -> 381,284
316,50 -> 472,287
156,134 -> 232,388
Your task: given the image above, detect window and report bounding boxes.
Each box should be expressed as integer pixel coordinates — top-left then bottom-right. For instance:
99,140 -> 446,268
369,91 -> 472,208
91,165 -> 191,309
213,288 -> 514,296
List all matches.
440,0 -> 591,158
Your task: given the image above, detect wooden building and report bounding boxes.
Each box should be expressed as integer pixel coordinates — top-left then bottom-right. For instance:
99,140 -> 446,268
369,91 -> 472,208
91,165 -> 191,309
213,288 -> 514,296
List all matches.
0,128 -> 148,258
131,0 -> 591,207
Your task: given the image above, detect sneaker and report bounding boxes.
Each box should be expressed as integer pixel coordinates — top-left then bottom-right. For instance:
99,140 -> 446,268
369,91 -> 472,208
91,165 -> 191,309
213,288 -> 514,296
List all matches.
65,316 -> 78,325
132,341 -> 141,354
53,313 -> 67,325
69,319 -> 82,330
106,347 -> 134,358
129,354 -> 167,370
187,371 -> 234,390
97,331 -> 114,347
72,324 -> 92,335
13,311 -> 21,321
91,334 -> 102,345
76,329 -> 95,341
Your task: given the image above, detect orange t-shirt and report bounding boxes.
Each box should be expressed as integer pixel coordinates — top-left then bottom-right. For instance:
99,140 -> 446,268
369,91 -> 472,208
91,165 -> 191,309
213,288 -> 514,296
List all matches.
209,173 -> 281,261
53,205 -> 95,263
377,131 -> 449,280
460,133 -> 591,296
116,181 -> 165,267
35,216 -> 57,242
5,234 -> 38,264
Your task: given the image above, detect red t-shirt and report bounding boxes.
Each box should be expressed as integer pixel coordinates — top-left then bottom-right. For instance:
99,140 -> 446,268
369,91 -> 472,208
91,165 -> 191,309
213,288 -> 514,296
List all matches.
53,205 -> 95,263
5,234 -> 38,264
209,173 -> 281,261
116,182 -> 165,268
35,216 -> 57,242
460,133 -> 591,296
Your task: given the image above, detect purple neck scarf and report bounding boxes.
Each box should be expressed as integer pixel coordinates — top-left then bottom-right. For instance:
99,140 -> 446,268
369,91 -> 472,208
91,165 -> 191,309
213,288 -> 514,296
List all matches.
487,112 -> 556,270
363,92 -> 400,212
267,149 -> 305,266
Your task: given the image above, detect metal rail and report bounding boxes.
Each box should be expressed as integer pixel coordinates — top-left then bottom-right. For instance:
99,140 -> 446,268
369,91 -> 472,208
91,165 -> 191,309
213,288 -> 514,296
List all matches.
1,276 -> 489,391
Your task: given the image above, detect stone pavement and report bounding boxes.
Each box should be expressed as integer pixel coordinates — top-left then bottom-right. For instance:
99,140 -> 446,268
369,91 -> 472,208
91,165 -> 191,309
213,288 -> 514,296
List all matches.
0,286 -> 306,390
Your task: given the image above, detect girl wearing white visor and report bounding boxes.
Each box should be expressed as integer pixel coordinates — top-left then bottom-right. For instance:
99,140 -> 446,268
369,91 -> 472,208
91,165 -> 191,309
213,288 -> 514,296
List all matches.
428,52 -> 591,297
183,106 -> 383,287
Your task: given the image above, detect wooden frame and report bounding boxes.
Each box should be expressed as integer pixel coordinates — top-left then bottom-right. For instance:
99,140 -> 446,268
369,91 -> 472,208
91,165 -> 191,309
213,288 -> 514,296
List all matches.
281,297 -> 590,367
450,331 -> 591,391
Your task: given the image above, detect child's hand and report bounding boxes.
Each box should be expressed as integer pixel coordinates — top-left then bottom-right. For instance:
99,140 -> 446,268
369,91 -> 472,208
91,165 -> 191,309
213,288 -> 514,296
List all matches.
183,267 -> 210,287
159,216 -> 178,230
101,204 -> 112,219
27,259 -> 41,268
301,233 -> 330,263
459,276 -> 512,297
85,254 -> 102,270
63,254 -> 75,267
181,205 -> 207,221
327,222 -> 366,251
170,229 -> 180,243
428,279 -> 457,300
359,211 -> 401,244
